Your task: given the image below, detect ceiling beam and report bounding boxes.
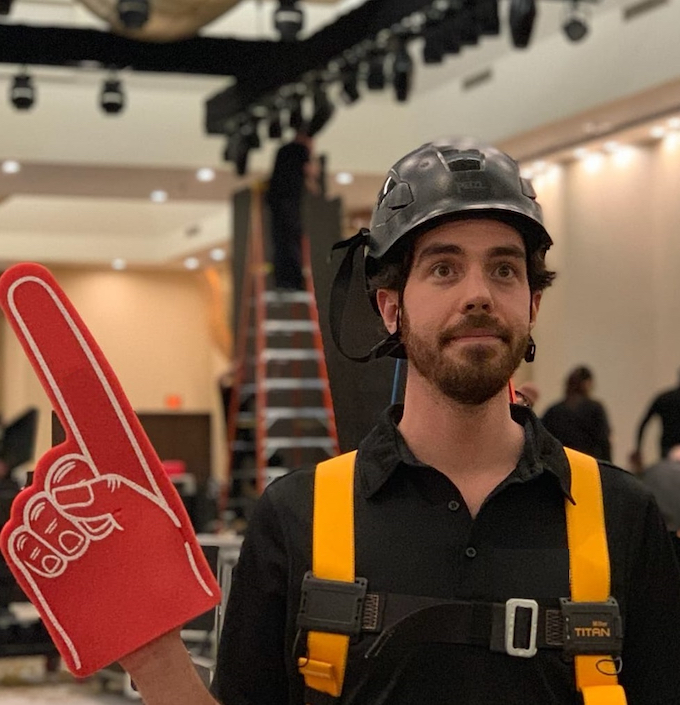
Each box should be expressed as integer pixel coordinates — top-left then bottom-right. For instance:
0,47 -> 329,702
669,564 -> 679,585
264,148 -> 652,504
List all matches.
0,23 -> 289,77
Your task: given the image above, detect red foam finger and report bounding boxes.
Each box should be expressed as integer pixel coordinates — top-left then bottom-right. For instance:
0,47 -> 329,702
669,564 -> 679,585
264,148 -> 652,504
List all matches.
0,263 -> 220,676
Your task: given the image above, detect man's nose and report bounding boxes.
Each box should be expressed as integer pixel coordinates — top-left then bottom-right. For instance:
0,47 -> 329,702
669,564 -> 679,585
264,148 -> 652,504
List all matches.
461,268 -> 493,313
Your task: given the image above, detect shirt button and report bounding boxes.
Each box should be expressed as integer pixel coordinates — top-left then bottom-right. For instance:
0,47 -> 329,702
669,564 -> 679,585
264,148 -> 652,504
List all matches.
465,547 -> 477,559
447,500 -> 461,512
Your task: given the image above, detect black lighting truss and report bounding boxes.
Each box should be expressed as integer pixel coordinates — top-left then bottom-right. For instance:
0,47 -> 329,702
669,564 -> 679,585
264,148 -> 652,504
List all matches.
0,0 -> 600,139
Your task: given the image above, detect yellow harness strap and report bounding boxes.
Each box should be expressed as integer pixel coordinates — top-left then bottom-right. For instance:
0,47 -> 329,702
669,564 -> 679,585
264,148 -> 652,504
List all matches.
301,448 -> 627,705
564,447 -> 627,705
298,450 -> 357,699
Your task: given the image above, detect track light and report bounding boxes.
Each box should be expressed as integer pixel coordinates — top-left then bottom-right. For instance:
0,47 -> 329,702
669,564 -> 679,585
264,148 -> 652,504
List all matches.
340,65 -> 360,105
307,82 -> 335,137
366,51 -> 387,91
509,0 -> 537,49
10,70 -> 35,111
100,76 -> 125,115
274,0 -> 303,42
392,41 -> 413,103
563,1 -> 588,42
117,0 -> 150,29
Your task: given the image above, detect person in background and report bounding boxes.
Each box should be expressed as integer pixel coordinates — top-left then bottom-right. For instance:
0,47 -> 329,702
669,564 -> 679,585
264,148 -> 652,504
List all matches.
636,444 -> 680,561
541,365 -> 612,461
265,128 -> 320,291
630,369 -> 680,471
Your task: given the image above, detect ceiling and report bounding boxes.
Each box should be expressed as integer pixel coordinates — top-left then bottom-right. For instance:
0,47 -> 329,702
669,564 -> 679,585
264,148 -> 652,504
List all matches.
2,0 -> 680,270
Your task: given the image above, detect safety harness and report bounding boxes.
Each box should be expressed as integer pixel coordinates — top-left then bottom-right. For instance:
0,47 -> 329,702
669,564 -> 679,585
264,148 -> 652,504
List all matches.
296,448 -> 627,705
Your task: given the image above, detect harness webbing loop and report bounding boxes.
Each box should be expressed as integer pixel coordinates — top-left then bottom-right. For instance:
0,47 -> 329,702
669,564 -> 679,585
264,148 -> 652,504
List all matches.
565,447 -> 627,705
298,451 -> 357,699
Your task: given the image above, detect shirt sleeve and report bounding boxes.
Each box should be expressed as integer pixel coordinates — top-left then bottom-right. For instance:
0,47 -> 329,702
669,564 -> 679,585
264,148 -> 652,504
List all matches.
618,494 -> 680,704
210,490 -> 290,705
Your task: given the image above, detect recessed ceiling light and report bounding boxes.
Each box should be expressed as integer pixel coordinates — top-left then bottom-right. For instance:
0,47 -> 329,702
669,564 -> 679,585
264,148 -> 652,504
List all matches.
573,147 -> 589,159
583,120 -> 612,135
335,171 -> 354,185
150,190 -> 168,203
668,117 -> 680,130
196,167 -> 216,182
184,257 -> 200,270
650,126 -> 666,139
210,248 -> 227,262
603,141 -> 619,153
112,258 -> 127,271
2,160 -> 21,174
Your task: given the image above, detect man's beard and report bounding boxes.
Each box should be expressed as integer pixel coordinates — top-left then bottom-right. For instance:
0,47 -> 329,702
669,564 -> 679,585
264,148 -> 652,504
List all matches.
401,309 -> 529,406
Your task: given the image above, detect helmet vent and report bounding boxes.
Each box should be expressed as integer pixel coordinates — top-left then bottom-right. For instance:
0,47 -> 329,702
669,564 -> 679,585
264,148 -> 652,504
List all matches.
438,147 -> 485,173
377,176 -> 397,206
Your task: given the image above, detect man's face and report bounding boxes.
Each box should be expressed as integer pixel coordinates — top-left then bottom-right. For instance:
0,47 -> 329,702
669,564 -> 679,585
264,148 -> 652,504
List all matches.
377,218 -> 541,406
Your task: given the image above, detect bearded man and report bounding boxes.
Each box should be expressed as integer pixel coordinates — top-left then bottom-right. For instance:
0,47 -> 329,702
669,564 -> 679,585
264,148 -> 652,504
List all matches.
123,139 -> 680,705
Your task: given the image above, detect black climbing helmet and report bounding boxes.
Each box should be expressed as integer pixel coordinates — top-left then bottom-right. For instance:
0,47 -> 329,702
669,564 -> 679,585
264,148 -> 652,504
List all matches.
366,136 -> 552,266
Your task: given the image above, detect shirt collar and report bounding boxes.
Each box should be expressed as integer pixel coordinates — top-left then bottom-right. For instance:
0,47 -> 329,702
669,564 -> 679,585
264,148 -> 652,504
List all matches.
357,403 -> 573,501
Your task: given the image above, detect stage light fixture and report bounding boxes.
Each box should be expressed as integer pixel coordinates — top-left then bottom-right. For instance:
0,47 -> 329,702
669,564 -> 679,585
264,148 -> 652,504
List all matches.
268,109 -> 283,139
392,41 -> 413,103
274,0 -> 304,42
288,93 -> 305,131
563,2 -> 588,42
100,76 -> 125,115
475,0 -> 500,36
10,70 -> 35,110
117,0 -> 150,29
307,82 -> 335,137
422,20 -> 457,64
340,65 -> 360,105
509,0 -> 537,48
366,51 -> 387,91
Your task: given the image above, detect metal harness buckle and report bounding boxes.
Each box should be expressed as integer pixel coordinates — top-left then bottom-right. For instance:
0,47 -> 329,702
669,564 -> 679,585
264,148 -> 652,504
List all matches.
505,598 -> 539,658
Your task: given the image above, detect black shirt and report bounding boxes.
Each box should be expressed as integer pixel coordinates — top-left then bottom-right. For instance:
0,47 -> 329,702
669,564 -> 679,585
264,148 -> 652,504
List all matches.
211,405 -> 680,705
541,398 -> 611,462
267,142 -> 310,199
637,387 -> 680,457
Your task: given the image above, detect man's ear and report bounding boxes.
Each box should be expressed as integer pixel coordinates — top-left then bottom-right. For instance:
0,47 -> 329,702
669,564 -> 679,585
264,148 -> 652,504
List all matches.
530,291 -> 542,329
375,289 -> 399,334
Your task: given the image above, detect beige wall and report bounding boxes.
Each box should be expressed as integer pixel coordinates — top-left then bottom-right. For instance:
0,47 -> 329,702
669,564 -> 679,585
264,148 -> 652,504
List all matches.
0,266 -> 229,482
531,138 -> 680,467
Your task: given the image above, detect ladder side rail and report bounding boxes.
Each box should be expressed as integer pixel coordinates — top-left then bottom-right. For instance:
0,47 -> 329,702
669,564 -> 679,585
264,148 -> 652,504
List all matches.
301,233 -> 340,455
251,185 -> 270,495
221,198 -> 258,522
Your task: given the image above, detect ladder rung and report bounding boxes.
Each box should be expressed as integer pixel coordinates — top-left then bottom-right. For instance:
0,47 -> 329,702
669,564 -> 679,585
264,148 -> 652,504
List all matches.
233,437 -> 336,453
239,407 -> 329,422
264,320 -> 318,333
261,291 -> 312,304
241,379 -> 327,393
261,348 -> 321,362
264,437 -> 336,450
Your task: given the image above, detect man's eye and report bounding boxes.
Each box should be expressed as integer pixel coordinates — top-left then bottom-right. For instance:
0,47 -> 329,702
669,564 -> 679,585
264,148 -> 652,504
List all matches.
495,263 -> 517,278
432,263 -> 453,278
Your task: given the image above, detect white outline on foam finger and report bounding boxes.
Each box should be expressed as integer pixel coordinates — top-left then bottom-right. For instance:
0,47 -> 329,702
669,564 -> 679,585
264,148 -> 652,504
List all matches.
8,528 -> 82,671
8,275 -> 166,500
